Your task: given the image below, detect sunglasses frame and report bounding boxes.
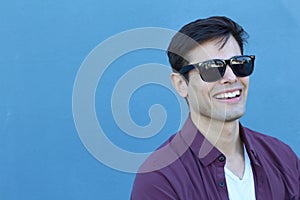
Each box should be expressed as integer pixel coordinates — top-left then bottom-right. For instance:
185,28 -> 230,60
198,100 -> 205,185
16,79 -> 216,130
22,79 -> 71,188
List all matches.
178,55 -> 255,82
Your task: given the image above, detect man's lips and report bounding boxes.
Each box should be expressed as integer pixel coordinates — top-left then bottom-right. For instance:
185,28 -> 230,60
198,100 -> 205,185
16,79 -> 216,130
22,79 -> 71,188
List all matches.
213,89 -> 242,100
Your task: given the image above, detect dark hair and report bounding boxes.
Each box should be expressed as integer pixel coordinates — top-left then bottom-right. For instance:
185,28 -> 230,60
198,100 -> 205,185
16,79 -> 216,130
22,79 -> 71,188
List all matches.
167,16 -> 249,72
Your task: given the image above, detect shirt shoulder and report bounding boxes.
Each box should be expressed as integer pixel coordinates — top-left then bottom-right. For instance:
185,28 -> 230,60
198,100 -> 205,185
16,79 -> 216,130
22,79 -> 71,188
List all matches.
130,133 -> 189,200
244,127 -> 297,157
243,127 -> 299,178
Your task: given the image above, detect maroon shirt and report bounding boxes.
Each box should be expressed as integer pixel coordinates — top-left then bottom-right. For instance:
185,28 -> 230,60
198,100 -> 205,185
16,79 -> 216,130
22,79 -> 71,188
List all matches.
131,116 -> 300,200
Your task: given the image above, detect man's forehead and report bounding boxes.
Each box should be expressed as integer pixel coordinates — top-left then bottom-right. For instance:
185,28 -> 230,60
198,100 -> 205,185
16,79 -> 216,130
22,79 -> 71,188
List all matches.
184,36 -> 241,63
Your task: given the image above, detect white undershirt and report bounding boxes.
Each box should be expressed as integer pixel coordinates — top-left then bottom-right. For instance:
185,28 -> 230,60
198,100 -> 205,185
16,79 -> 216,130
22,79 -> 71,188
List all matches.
225,145 -> 256,200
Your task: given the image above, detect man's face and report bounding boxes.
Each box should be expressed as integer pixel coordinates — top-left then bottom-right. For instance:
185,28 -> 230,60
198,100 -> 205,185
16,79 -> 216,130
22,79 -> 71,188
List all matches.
185,35 -> 249,122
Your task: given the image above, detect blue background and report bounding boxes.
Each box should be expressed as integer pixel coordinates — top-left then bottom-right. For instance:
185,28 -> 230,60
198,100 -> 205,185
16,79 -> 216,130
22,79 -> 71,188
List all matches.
1,0 -> 300,199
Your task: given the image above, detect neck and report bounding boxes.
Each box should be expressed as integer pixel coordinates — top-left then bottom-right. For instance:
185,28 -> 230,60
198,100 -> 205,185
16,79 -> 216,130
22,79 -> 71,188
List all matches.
190,112 -> 243,157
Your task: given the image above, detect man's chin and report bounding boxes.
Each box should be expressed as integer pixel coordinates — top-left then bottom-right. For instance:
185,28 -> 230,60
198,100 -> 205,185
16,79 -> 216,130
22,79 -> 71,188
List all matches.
224,111 -> 245,122
211,110 -> 245,122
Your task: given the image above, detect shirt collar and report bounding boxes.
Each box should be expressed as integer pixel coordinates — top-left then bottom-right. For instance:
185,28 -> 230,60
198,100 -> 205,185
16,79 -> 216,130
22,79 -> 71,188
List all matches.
179,115 -> 223,166
239,124 -> 262,167
179,114 -> 261,167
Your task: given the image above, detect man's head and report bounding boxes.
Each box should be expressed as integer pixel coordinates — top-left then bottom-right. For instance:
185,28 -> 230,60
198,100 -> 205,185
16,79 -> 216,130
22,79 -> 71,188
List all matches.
168,16 -> 254,123
167,16 -> 248,73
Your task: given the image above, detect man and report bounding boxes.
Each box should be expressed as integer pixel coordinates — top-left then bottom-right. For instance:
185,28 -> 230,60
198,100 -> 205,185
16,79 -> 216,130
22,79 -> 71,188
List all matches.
131,16 -> 300,200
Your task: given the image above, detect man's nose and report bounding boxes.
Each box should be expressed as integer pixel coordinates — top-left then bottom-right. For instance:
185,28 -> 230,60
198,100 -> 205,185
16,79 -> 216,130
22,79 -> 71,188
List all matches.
220,65 -> 237,84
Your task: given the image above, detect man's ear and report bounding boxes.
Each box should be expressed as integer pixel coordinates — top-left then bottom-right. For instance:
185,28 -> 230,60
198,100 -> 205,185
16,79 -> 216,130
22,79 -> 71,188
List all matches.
170,73 -> 188,98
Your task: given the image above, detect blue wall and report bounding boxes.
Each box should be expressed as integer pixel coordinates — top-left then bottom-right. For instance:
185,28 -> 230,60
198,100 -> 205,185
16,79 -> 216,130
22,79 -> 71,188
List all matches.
1,0 -> 300,199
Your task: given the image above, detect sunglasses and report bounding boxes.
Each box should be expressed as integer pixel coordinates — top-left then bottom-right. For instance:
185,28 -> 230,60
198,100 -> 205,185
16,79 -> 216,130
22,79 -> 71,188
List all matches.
178,55 -> 255,82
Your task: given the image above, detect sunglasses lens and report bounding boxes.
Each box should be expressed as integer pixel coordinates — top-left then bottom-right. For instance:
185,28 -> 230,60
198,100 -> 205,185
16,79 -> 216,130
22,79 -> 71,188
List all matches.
199,60 -> 225,82
231,56 -> 254,77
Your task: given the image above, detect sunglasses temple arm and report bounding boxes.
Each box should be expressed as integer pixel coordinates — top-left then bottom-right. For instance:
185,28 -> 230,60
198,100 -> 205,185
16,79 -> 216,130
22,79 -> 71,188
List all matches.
178,65 -> 196,74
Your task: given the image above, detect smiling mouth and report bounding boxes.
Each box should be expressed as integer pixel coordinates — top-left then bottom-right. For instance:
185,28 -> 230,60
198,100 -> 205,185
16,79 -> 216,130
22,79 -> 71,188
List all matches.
214,90 -> 241,100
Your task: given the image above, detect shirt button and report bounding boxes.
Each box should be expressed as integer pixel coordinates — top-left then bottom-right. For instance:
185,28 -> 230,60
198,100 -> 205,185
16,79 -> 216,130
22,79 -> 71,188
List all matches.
218,156 -> 225,162
219,181 -> 225,187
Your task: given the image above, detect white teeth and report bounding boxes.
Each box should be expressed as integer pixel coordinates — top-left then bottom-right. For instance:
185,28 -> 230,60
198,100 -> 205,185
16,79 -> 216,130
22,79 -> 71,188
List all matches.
217,93 -> 225,99
215,90 -> 241,99
228,93 -> 234,98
